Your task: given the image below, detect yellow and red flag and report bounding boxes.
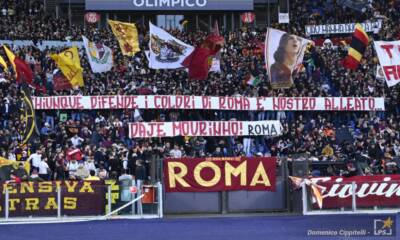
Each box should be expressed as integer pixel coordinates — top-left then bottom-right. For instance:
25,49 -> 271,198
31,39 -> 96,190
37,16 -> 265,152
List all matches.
4,45 -> 34,84
342,24 -> 369,70
51,46 -> 84,88
108,19 -> 140,56
0,55 -> 7,69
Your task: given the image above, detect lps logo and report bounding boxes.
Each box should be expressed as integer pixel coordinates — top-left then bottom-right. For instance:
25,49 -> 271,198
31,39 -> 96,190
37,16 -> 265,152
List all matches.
374,217 -> 395,236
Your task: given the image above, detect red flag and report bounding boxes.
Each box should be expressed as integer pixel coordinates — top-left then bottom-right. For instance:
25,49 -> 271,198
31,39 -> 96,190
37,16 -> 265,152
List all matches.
14,57 -> 33,84
182,34 -> 224,80
53,69 -> 73,91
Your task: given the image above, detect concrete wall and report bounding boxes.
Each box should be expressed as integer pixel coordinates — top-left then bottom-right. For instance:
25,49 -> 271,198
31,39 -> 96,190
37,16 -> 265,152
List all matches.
164,177 -> 287,214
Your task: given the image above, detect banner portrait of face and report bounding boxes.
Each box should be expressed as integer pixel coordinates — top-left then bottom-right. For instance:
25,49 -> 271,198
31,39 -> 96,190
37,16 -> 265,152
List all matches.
265,28 -> 312,89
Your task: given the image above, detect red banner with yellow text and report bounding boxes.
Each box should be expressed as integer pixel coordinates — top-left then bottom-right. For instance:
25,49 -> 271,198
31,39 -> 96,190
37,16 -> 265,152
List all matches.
0,181 -> 106,217
164,157 -> 277,192
310,175 -> 400,209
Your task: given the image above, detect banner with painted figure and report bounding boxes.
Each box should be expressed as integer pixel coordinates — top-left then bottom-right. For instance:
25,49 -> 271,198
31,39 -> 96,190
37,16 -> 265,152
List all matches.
128,121 -> 282,138
265,28 -> 313,89
374,40 -> 400,87
164,157 -> 277,192
32,95 -> 385,111
149,22 -> 194,69
82,36 -> 113,73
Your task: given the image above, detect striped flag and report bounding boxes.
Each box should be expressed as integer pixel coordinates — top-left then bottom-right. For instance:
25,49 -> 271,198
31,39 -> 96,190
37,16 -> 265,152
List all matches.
342,24 -> 369,70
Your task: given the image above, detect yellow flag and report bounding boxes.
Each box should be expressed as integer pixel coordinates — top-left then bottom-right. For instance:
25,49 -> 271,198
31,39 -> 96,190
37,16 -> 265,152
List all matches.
3,45 -> 16,74
0,156 -> 30,174
108,19 -> 140,56
51,46 -> 84,87
0,55 -> 7,69
0,156 -> 14,166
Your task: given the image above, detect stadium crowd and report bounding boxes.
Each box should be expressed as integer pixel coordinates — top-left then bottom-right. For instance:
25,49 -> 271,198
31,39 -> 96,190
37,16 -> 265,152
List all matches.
0,0 -> 399,183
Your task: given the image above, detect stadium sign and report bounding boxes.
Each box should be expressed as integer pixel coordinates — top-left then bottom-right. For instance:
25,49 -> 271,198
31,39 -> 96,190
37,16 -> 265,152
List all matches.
85,12 -> 100,23
310,175 -> 400,209
164,157 -> 276,192
0,181 -> 106,217
85,0 -> 254,11
241,12 -> 255,23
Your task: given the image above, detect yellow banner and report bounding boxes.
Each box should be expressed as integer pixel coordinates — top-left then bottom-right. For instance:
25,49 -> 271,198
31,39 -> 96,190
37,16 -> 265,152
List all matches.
51,47 -> 84,87
108,20 -> 140,56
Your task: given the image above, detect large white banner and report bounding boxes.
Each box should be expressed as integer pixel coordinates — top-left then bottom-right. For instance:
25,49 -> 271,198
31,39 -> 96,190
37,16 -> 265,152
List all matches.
265,28 -> 312,89
128,121 -> 282,138
374,40 -> 400,88
305,21 -> 382,36
148,22 -> 194,69
32,95 -> 385,111
82,36 -> 113,73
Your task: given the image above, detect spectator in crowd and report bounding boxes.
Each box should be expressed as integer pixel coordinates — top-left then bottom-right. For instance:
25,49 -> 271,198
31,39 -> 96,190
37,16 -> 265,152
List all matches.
86,170 -> 100,181
27,149 -> 42,173
170,144 -> 183,158
38,157 -> 50,180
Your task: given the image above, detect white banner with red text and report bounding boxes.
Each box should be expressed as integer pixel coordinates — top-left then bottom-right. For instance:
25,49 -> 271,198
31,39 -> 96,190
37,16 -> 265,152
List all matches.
128,121 -> 282,138
305,21 -> 382,36
32,96 -> 385,111
374,40 -> 400,88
